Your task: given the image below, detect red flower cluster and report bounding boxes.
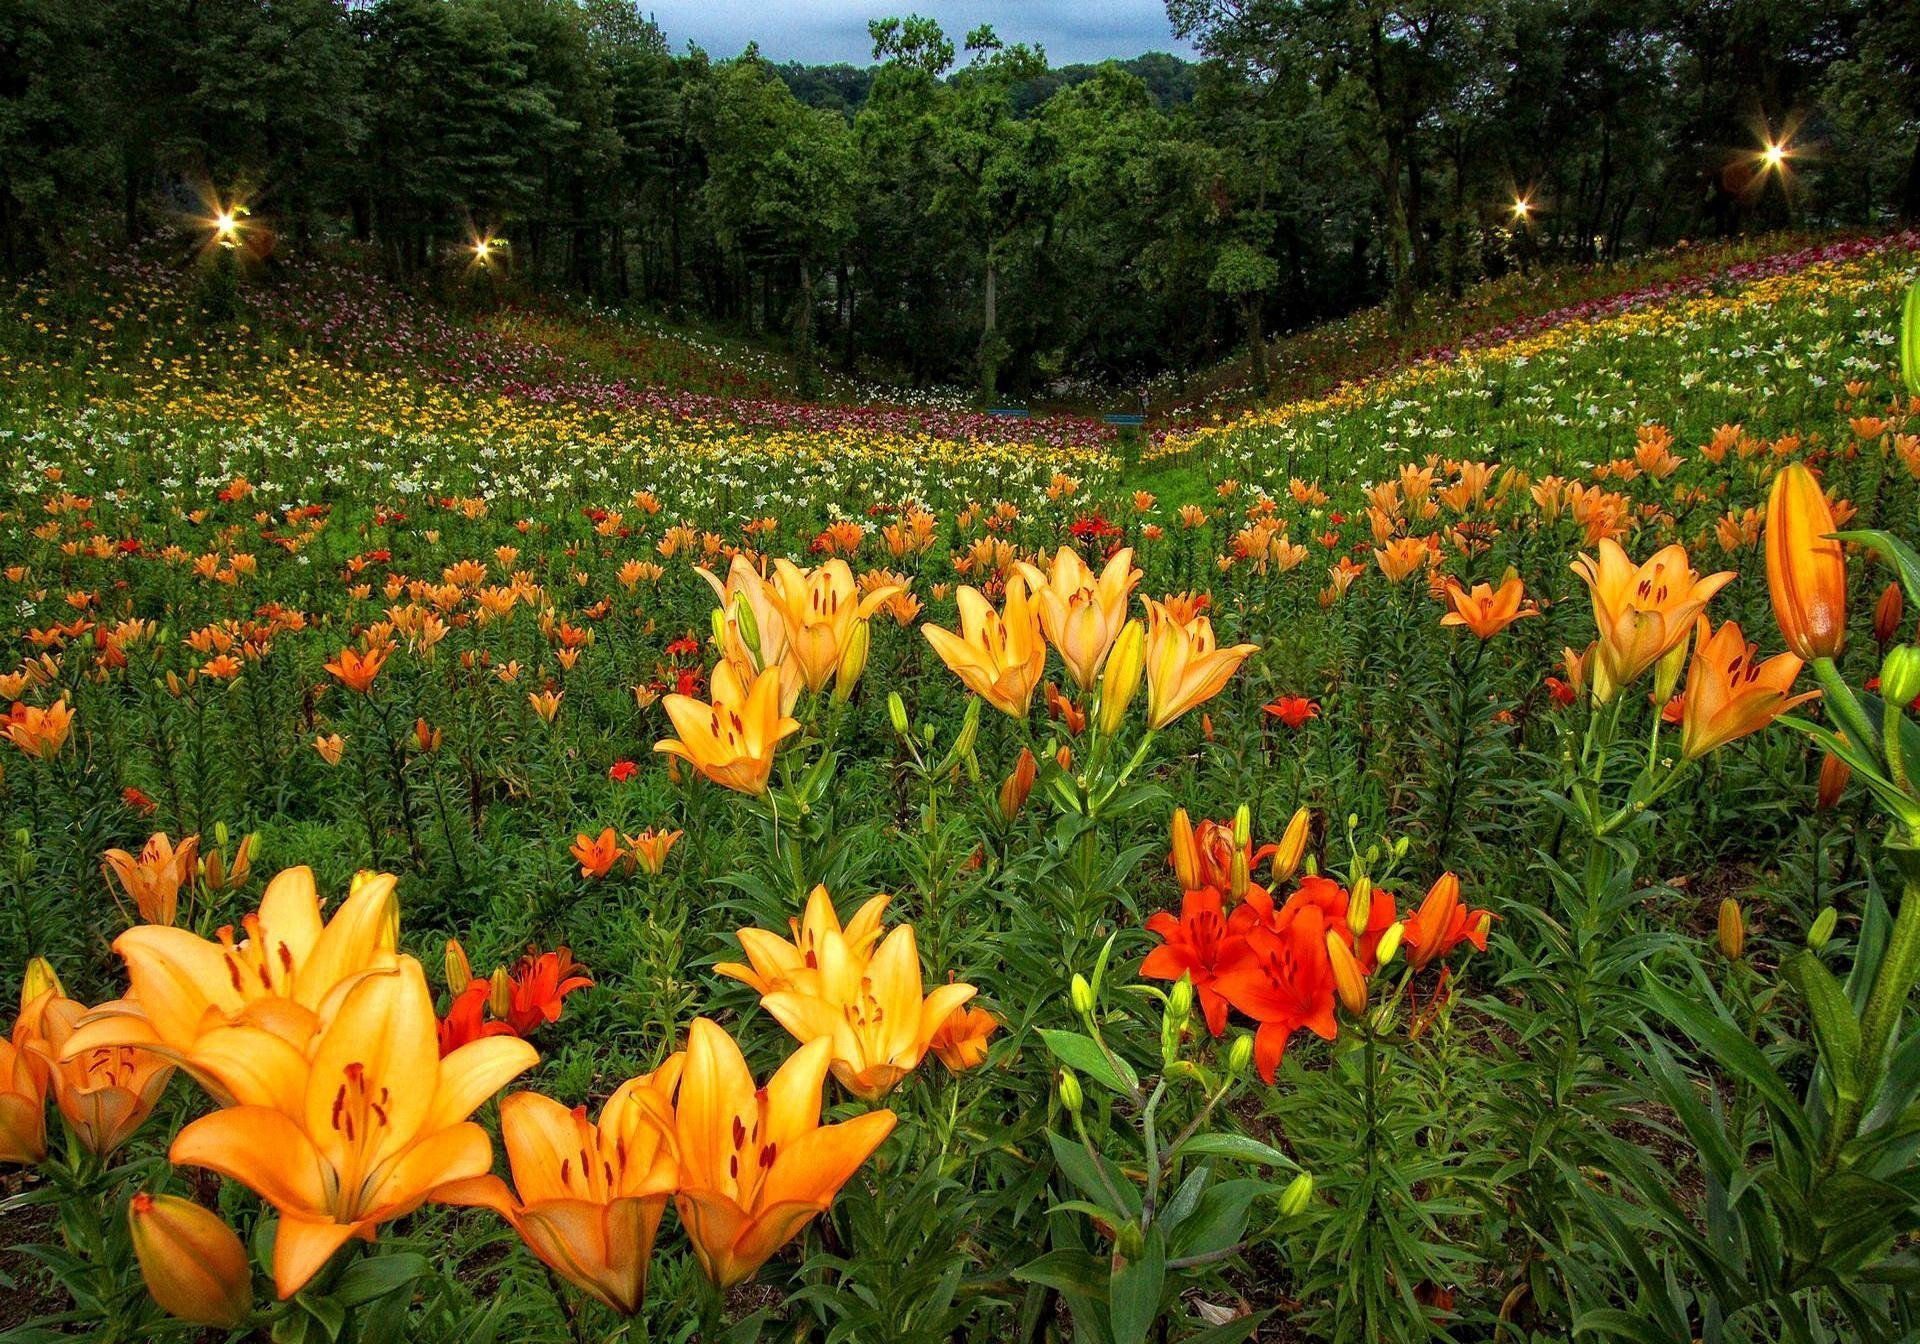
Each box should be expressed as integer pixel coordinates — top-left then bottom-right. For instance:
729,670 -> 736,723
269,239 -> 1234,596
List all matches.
436,947 -> 593,1056
1143,870 -> 1489,1083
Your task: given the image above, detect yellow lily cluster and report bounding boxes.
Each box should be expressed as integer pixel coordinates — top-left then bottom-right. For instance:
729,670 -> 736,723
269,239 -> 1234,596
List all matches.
720,886 -> 989,1101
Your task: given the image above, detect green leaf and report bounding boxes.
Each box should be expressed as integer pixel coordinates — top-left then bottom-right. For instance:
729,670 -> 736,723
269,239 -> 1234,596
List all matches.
330,1251 -> 431,1308
1834,529 -> 1920,615
1902,274 -> 1920,397
1039,1028 -> 1139,1095
1785,949 -> 1863,1101
1012,1247 -> 1107,1297
1183,1311 -> 1269,1344
1173,1133 -> 1299,1169
1108,1227 -> 1166,1344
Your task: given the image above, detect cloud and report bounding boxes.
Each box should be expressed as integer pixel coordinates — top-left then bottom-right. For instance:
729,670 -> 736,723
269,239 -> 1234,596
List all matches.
643,0 -> 1195,66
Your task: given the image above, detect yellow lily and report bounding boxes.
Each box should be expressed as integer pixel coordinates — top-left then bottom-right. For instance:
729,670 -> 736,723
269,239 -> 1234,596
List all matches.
920,573 -> 1047,718
169,957 -> 537,1298
669,1019 -> 894,1288
654,662 -> 801,797
1142,597 -> 1259,729
760,922 -> 976,1101
768,559 -> 903,694
60,867 -> 400,1093
715,885 -> 890,996
1017,546 -> 1141,689
436,1059 -> 682,1315
1570,539 -> 1734,700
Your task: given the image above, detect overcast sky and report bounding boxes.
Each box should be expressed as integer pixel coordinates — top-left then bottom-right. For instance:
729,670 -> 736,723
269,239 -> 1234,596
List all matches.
641,1 -> 1197,66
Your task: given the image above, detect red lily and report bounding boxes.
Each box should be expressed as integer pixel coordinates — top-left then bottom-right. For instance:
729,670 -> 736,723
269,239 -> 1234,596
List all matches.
502,948 -> 593,1036
1140,887 -> 1244,1036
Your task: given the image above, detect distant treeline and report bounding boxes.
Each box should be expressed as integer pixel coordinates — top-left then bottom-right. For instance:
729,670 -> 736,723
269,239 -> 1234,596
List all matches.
2,0 -> 1915,396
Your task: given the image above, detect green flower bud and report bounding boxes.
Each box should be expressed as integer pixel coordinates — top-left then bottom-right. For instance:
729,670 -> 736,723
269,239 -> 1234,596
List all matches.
887,692 -> 909,736
1168,976 -> 1194,1027
1227,1033 -> 1254,1076
1232,804 -> 1251,848
1278,1172 -> 1315,1218
732,591 -> 762,662
1808,905 -> 1838,951
1058,1067 -> 1083,1114
1070,974 -> 1095,1018
1882,644 -> 1920,708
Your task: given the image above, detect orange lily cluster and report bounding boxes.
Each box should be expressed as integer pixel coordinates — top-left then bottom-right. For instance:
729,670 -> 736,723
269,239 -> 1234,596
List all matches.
1144,812 -> 1488,1082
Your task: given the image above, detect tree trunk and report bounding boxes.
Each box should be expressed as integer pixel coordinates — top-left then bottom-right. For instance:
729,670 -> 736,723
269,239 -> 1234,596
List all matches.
979,257 -> 1000,399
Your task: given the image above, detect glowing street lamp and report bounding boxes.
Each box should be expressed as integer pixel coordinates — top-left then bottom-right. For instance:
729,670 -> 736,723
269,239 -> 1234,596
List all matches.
1510,195 -> 1533,225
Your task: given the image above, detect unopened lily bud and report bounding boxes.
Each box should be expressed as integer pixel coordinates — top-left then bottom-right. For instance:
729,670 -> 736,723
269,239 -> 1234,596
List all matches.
1278,1171 -> 1315,1218
1070,973 -> 1095,1019
127,1193 -> 252,1329
1054,744 -> 1071,771
1272,807 -> 1310,883
1326,932 -> 1367,1016
709,606 -> 727,649
887,692 -> 910,736
1375,921 -> 1404,967
997,747 -> 1038,822
731,592 -> 762,662
1881,644 -> 1920,706
1168,976 -> 1194,1027
1808,906 -> 1837,951
414,717 -> 441,753
1232,804 -> 1251,849
444,939 -> 472,996
1227,1032 -> 1253,1076
832,619 -> 870,704
1816,751 -> 1851,811
1058,1067 -> 1083,1115
1229,847 -> 1250,901
1170,808 -> 1200,890
1346,875 -> 1374,937
953,697 -> 981,759
1716,898 -> 1745,961
214,821 -> 230,849
22,956 -> 63,1002
1096,619 -> 1145,736
1875,582 -> 1906,647
489,965 -> 514,1019
1653,631 -> 1690,704
1392,836 -> 1410,858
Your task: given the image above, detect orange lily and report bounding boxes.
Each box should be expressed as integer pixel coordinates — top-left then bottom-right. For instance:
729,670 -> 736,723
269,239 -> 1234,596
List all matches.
654,662 -> 800,797
760,922 -> 976,1100
1439,577 -> 1536,639
1764,463 -> 1848,660
928,1004 -> 998,1072
102,832 -> 200,926
28,994 -> 174,1155
1570,539 -> 1734,700
5,698 -> 74,759
1678,618 -> 1819,759
169,957 -> 538,1297
1,970 -> 54,1164
767,559 -> 902,694
625,827 -> 682,876
1142,597 -> 1259,730
920,574 -> 1047,718
715,885 -> 890,996
322,645 -> 389,694
570,828 -> 629,879
59,867 -> 400,1091
1401,873 -> 1492,971
436,1060 -> 682,1314
1017,546 -> 1141,689
668,1019 -> 894,1288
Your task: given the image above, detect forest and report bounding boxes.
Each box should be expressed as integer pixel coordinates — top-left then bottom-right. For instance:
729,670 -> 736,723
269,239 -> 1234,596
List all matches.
4,0 -> 1917,394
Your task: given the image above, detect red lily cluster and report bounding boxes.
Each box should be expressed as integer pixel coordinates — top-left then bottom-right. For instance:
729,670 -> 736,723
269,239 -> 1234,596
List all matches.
1142,867 -> 1490,1083
437,947 -> 593,1056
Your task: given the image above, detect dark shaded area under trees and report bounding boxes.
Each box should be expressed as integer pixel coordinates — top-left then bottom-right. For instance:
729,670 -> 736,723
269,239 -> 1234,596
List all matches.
1,0 -> 1914,398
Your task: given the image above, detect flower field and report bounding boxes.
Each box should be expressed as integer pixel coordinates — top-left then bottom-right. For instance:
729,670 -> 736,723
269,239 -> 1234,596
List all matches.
4,231 -> 1920,1344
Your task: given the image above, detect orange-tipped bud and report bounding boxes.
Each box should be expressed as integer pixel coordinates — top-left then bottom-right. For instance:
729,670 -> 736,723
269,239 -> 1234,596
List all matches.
414,717 -> 442,753
1816,750 -> 1852,811
1271,807 -> 1311,883
1170,808 -> 1200,890
1717,898 -> 1745,961
444,938 -> 472,996
1874,582 -> 1905,647
1325,931 -> 1367,1017
1764,463 -> 1847,660
998,747 -> 1038,822
127,1193 -> 252,1329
